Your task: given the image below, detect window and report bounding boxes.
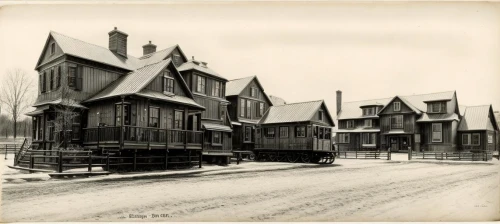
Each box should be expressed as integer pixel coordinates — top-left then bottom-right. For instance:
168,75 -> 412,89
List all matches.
264,127 -> 275,138
212,131 -> 222,144
338,133 -> 350,143
212,81 -> 221,97
49,69 -> 54,91
280,127 -> 289,138
462,134 -> 470,145
244,126 -> 252,142
391,115 -> 403,129
250,87 -> 258,98
196,75 -> 206,93
258,102 -> 265,117
68,67 -> 76,89
149,107 -> 159,127
488,134 -> 493,144
41,72 -> 47,93
429,102 -> 446,113
362,133 -> 377,145
174,110 -> 183,129
115,104 -> 131,126
295,126 -> 306,137
363,107 -> 375,116
56,66 -> 61,88
246,100 -> 251,118
318,127 -> 324,139
431,123 -> 442,142
173,54 -> 181,66
319,110 -> 324,121
163,71 -> 174,93
394,102 -> 401,111
240,99 -> 246,117
48,121 -> 54,141
50,43 -> 55,55
364,119 -> 372,127
471,133 -> 480,145
346,120 -> 354,129
324,128 -> 331,139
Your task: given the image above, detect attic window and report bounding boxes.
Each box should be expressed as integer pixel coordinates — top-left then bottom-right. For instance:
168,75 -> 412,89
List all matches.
250,87 -> 258,98
163,71 -> 174,93
319,110 -> 324,121
173,54 -> 181,66
394,102 -> 401,112
50,43 -> 55,55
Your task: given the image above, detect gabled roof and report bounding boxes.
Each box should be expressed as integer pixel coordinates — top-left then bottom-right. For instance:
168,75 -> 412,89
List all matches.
378,95 -> 422,115
338,91 -> 456,120
36,31 -> 143,70
138,45 -> 188,67
259,100 -> 334,126
269,95 -> 286,106
225,76 -> 273,106
458,105 -> 499,131
177,60 -> 227,81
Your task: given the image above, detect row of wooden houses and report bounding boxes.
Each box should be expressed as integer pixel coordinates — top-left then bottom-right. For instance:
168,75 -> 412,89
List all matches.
25,27 -> 335,166
25,27 -> 498,169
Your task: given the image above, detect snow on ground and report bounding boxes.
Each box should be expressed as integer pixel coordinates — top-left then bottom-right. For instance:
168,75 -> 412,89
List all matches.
1,154 -> 499,222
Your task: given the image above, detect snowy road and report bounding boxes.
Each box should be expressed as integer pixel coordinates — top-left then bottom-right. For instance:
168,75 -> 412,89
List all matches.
2,158 -> 499,222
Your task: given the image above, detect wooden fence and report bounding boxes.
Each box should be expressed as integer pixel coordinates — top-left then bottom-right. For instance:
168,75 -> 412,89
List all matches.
411,151 -> 493,161
336,151 -> 391,160
1,144 -> 20,159
16,150 -> 202,173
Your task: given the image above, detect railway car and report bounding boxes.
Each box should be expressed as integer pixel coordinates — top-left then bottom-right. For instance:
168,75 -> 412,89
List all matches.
253,100 -> 336,164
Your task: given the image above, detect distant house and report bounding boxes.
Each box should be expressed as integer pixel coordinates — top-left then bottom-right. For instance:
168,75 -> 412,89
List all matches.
225,76 -> 273,152
335,90 -> 499,152
269,95 -> 286,106
26,27 -> 232,163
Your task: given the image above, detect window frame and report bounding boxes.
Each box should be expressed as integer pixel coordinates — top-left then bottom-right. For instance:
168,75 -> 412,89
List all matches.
68,66 -> 77,89
279,126 -> 289,138
148,106 -> 160,128
114,103 -> 131,126
212,81 -> 221,97
393,102 -> 401,112
173,110 -> 184,129
240,99 -> 246,117
319,110 -> 324,121
346,120 -> 354,129
49,68 -> 54,91
391,115 -> 403,129
56,66 -> 61,88
264,127 -> 275,138
462,133 -> 470,145
338,133 -> 350,143
246,100 -> 252,119
258,102 -> 265,117
244,126 -> 252,142
295,126 -> 306,138
471,133 -> 480,146
196,75 -> 206,94
41,72 -> 47,93
50,43 -> 55,55
212,131 -> 222,145
364,119 -> 372,127
431,123 -> 442,143
162,71 -> 174,93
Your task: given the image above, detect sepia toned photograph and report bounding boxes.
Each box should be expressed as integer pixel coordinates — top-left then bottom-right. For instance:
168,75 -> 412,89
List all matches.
0,1 -> 499,222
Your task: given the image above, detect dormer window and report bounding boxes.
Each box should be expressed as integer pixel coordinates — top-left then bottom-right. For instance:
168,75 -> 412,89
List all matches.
394,102 -> 401,112
163,70 -> 174,93
346,120 -> 355,129
362,107 -> 375,116
429,102 -> 446,113
364,119 -> 372,127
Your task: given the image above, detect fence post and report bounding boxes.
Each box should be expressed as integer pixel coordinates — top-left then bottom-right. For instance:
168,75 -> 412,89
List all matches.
106,154 -> 110,172
198,151 -> 202,168
4,145 -> 7,160
88,154 -> 92,172
164,150 -> 168,170
133,149 -> 137,171
29,154 -> 34,169
97,126 -> 100,150
188,150 -> 192,166
58,151 -> 63,173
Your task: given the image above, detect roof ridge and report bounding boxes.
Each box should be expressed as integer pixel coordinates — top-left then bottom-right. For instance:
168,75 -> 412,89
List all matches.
343,90 -> 455,104
401,90 -> 455,98
228,76 -> 255,81
138,45 -> 177,59
50,30 -> 139,59
271,99 -> 323,107
135,58 -> 170,70
463,104 -> 491,108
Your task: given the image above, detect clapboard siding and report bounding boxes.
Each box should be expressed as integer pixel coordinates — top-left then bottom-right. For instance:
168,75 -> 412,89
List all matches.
194,96 -> 221,120
87,99 -> 117,128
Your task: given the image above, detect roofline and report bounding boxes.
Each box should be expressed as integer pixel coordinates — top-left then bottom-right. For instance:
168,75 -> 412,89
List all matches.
342,90 -> 456,104
179,65 -> 229,82
376,95 -> 421,115
267,99 -> 324,107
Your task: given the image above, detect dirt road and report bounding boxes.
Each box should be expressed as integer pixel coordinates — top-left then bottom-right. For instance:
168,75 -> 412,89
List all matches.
2,158 -> 499,222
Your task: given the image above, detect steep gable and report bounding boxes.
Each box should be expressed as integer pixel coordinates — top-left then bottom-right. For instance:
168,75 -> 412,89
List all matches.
377,96 -> 420,115
36,35 -> 64,68
226,76 -> 273,106
259,100 -> 334,126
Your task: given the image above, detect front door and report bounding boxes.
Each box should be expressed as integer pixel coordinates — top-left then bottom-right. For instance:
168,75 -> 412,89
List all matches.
390,137 -> 400,151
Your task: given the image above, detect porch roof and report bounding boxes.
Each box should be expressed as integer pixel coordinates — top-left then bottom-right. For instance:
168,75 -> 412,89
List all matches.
202,123 -> 232,132
335,128 -> 380,133
416,113 -> 459,123
25,105 -> 50,116
135,89 -> 205,109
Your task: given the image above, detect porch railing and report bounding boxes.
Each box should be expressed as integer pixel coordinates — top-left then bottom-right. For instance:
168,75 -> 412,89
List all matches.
255,138 -> 314,150
82,126 -> 203,147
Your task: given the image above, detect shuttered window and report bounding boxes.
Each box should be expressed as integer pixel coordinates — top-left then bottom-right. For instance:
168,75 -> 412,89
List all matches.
68,67 -> 76,89
431,123 -> 442,142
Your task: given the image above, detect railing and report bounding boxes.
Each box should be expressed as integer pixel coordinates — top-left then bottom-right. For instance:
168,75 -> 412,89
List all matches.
336,150 -> 391,160
82,126 -> 204,147
411,151 -> 493,161
255,138 -> 314,150
13,138 -> 31,165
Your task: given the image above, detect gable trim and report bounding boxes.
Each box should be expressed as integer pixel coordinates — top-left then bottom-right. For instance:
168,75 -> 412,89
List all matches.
377,96 -> 421,115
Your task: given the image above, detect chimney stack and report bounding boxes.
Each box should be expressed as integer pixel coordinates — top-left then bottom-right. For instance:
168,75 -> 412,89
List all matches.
108,27 -> 128,58
142,40 -> 157,56
336,90 -> 342,115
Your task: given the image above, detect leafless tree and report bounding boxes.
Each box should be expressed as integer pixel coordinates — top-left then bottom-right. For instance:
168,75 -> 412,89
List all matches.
49,86 -> 80,150
0,69 -> 34,139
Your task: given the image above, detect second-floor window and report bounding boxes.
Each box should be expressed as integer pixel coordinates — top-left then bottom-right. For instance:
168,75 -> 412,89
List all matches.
163,71 -> 174,93
174,110 -> 183,129
319,110 -> 324,121
364,119 -> 372,127
391,115 -> 403,129
346,120 -> 354,129
240,99 -> 246,117
68,66 -> 82,91
196,75 -> 206,94
56,66 -> 61,88
41,72 -> 47,93
149,107 -> 159,127
49,69 -> 54,91
363,107 -> 375,116
212,81 -> 221,97
246,100 -> 251,118
259,102 -> 265,117
394,102 -> 401,111
432,123 -> 442,142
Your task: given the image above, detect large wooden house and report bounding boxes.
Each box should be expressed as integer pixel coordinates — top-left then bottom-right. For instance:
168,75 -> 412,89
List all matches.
225,76 -> 273,152
26,27 -> 232,163
335,90 -> 499,152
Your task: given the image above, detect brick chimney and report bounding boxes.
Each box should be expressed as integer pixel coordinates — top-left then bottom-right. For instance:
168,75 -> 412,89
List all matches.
142,41 -> 157,55
336,90 -> 342,115
108,27 -> 128,58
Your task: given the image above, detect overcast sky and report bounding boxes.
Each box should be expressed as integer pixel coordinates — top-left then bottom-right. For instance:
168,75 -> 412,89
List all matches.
1,2 -> 499,118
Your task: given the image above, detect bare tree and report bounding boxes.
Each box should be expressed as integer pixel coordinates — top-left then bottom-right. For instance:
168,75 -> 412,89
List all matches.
0,69 -> 34,139
50,86 -> 80,150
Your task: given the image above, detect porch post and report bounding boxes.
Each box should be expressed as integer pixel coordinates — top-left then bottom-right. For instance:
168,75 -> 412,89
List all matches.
42,112 -> 47,150
147,99 -> 150,150
184,108 -> 188,151
120,96 -> 125,150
